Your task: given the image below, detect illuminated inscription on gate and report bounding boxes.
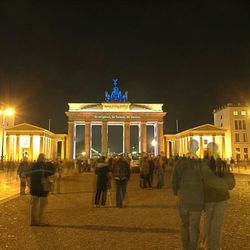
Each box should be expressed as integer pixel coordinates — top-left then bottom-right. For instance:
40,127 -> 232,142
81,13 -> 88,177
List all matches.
94,115 -> 140,119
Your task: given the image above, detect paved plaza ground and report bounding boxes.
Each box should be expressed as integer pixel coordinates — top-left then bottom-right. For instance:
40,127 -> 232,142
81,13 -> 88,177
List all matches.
0,169 -> 250,250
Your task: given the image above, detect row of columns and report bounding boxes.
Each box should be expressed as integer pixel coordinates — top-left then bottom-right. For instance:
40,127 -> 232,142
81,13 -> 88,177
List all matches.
67,121 -> 164,159
166,134 -> 226,159
5,134 -> 47,161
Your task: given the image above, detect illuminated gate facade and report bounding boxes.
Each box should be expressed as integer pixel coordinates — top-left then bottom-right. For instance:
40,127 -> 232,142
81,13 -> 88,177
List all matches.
66,80 -> 166,159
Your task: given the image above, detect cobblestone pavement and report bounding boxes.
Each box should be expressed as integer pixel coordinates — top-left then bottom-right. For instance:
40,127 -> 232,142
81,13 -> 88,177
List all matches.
0,171 -> 249,250
0,171 -> 19,203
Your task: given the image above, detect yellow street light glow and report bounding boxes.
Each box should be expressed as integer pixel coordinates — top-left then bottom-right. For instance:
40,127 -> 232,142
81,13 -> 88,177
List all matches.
5,108 -> 15,116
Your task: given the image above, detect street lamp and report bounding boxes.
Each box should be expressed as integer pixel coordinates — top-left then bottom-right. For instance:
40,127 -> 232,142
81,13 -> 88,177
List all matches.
0,108 -> 15,170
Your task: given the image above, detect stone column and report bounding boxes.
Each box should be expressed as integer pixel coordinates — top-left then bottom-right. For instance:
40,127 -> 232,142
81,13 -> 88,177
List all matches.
67,122 -> 74,160
85,122 -> 91,159
5,136 -> 9,161
199,135 -> 204,159
64,135 -> 67,160
222,135 -> 225,159
29,135 -> 33,161
212,135 -> 216,157
189,136 -> 193,154
16,135 -> 20,162
40,135 -> 44,153
124,122 -> 130,155
101,122 -> 108,156
141,122 -> 147,154
157,122 -> 164,155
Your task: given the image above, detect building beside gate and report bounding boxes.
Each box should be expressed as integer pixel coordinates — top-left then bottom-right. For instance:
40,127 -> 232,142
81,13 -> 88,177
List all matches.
65,80 -> 166,159
213,103 -> 250,161
164,124 -> 226,159
5,123 -> 66,161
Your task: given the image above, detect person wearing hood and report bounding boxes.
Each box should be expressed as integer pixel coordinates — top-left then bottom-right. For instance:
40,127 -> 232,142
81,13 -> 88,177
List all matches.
94,156 -> 110,207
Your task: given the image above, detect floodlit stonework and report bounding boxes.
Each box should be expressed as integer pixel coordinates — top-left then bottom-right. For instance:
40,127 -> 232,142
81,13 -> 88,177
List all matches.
66,102 -> 166,159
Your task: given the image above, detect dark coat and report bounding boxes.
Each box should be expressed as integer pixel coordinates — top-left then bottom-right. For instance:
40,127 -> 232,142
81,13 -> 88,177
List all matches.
27,161 -> 55,197
113,158 -> 130,181
95,163 -> 110,190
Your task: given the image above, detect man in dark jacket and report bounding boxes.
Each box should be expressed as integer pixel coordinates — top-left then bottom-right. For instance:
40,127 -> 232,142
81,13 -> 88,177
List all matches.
113,156 -> 130,208
94,156 -> 110,207
26,153 -> 55,226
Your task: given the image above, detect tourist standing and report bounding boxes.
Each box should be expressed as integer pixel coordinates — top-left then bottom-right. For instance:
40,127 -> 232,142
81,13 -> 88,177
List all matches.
113,156 -> 130,208
94,156 -> 110,207
148,154 -> 155,185
141,156 -> 151,188
27,153 -> 55,226
172,156 -> 204,250
17,156 -> 30,195
216,157 -> 223,177
155,155 -> 164,189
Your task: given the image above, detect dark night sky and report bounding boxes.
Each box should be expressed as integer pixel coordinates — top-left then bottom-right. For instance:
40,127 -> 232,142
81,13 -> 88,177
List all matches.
0,1 -> 250,133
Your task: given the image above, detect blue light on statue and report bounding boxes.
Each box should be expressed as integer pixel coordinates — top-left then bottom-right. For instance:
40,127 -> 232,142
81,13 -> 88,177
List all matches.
105,79 -> 128,102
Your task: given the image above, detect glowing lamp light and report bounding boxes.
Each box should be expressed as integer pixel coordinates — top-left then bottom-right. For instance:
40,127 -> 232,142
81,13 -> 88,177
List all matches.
5,108 -> 15,116
151,139 -> 157,147
82,152 -> 86,156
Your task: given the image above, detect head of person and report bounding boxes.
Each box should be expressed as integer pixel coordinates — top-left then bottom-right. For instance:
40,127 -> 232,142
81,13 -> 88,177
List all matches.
37,153 -> 46,162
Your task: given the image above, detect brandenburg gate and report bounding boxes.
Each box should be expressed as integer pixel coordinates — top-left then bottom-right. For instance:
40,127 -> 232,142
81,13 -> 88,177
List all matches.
66,80 -> 166,159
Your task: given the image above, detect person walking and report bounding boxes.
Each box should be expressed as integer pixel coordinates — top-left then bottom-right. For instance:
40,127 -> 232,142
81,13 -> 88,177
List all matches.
141,156 -> 151,188
113,156 -> 130,208
148,154 -> 155,185
26,153 -> 55,226
201,156 -> 234,250
216,157 -> 223,177
155,155 -> 164,189
17,156 -> 30,195
94,156 -> 110,207
172,156 -> 204,250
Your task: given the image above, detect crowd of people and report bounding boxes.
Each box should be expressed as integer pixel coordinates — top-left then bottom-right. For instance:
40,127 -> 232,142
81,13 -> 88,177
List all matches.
15,151 -> 235,249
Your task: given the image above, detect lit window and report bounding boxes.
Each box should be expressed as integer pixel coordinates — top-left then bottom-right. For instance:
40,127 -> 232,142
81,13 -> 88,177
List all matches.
243,133 -> 248,142
239,120 -> 242,130
235,133 -> 240,142
241,111 -> 246,115
244,148 -> 248,159
233,111 -> 238,116
243,120 -> 246,130
234,120 -> 238,130
236,148 -> 240,161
